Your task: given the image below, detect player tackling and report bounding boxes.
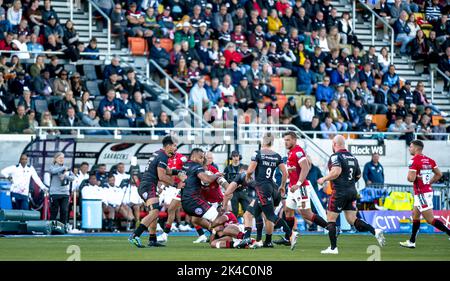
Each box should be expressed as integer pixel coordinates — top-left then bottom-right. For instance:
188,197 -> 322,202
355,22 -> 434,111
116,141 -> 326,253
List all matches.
318,135 -> 385,254
400,140 -> 450,248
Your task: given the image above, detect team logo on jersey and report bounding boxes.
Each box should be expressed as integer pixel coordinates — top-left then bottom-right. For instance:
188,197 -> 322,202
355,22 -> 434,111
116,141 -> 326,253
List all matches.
296,151 -> 304,159
142,192 -> 148,200
408,159 -> 414,168
330,155 -> 339,165
180,156 -> 187,163
194,208 -> 204,215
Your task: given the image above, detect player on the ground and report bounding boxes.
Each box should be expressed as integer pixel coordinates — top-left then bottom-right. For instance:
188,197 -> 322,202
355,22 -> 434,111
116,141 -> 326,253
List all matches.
209,211 -> 254,249
128,135 -> 185,248
156,152 -> 187,243
400,140 -> 450,248
238,133 -> 298,250
223,166 -> 267,248
274,131 -> 328,246
180,148 -> 229,232
318,135 -> 385,254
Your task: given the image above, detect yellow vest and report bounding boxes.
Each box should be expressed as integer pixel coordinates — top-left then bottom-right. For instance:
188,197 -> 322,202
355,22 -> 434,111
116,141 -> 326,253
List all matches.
383,191 -> 414,211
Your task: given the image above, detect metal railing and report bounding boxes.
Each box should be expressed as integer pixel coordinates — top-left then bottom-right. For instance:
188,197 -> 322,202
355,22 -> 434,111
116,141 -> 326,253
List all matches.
356,0 -> 395,63
149,59 -> 190,109
300,130 -> 450,141
0,49 -> 128,59
432,66 -> 450,102
88,0 -> 111,60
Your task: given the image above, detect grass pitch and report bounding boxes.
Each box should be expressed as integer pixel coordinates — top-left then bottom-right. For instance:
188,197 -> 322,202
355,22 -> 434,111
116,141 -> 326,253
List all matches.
0,234 -> 449,261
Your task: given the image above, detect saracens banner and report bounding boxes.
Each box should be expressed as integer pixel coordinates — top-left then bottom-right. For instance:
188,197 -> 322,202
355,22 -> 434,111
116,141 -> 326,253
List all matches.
359,210 -> 450,233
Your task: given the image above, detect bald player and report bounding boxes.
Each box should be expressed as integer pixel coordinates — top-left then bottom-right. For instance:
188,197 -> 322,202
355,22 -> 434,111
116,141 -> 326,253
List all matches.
317,135 -> 385,254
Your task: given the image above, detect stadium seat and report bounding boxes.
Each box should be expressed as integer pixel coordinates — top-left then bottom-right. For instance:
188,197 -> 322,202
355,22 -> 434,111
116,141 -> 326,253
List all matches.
128,37 -> 148,56
0,116 -> 10,133
276,94 -> 288,111
372,114 -> 389,131
432,115 -> 443,126
86,81 -> 102,97
34,99 -> 49,114
117,118 -> 130,128
159,38 -> 174,52
281,77 -> 297,94
83,64 -> 98,81
64,64 -> 77,75
148,101 -> 162,117
270,76 -> 282,94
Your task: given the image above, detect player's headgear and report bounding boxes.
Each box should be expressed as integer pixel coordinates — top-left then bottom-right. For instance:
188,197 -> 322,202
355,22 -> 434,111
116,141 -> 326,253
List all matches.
162,135 -> 177,147
411,140 -> 424,149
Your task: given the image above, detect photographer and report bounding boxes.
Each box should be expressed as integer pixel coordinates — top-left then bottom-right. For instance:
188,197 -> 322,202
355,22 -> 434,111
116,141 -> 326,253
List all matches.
49,152 -> 75,227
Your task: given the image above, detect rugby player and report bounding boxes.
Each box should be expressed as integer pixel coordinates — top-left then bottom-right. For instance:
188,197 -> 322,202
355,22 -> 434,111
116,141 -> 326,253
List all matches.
318,135 -> 385,254
209,211 -> 254,249
180,148 -> 229,233
223,166 -> 267,248
238,133 -> 299,250
156,151 -> 187,243
400,140 -> 450,248
128,136 -> 186,248
274,131 -> 328,246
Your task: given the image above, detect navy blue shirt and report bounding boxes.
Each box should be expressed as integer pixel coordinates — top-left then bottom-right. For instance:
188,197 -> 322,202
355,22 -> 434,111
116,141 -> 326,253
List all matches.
363,161 -> 384,185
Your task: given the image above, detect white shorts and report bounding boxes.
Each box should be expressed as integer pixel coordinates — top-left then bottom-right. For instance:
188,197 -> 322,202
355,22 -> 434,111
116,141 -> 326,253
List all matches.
285,183 -> 312,210
159,186 -> 181,205
202,205 -> 219,222
414,192 -> 434,212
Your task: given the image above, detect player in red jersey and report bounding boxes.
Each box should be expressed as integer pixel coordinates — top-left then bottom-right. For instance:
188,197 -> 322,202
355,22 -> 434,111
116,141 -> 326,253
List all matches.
157,152 -> 187,243
400,140 -> 450,248
193,151 -> 228,243
209,211 -> 254,249
274,131 -> 328,246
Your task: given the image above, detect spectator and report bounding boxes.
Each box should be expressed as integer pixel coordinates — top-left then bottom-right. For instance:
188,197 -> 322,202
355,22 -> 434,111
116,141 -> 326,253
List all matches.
0,32 -> 13,53
126,2 -> 146,38
393,11 -> 412,55
27,33 -> 44,57
45,56 -> 63,78
150,38 -> 170,71
157,6 -> 175,38
403,114 -> 416,144
70,72 -> 85,98
297,59 -> 316,95
213,4 -> 233,32
387,84 -> 400,106
408,103 -> 419,123
49,152 -> 75,227
432,119 -> 448,140
416,114 -> 433,140
44,15 -> 64,43
99,110 -> 118,133
40,110 -> 59,135
52,70 -> 71,96
18,88 -> 35,114
1,154 -> 47,210
235,77 -> 254,111
317,27 -> 330,53
351,95 -> 367,127
359,114 -> 378,139
189,77 -> 209,116
155,111 -> 173,136
175,21 -> 195,49
438,47 -> 450,91
382,64 -> 400,88
7,0 -> 22,28
104,72 -> 124,93
81,109 -> 105,135
327,26 -> 340,51
359,63 -> 375,90
205,77 -> 221,106
377,47 -> 391,74
425,0 -> 443,24
8,105 -> 31,134
268,8 -> 283,35
58,107 -> 81,135
299,97 -> 315,129
219,74 -> 235,103
41,0 -> 59,25
362,46 -> 380,74
330,63 -> 349,86
103,56 -> 124,81
29,55 -> 46,78
363,153 -> 385,186
211,55 -> 230,82
338,12 -> 353,45
140,111 -> 157,131
98,89 -> 122,119
320,115 -> 337,139
130,91 -> 148,123
32,69 -> 53,97
388,116 -> 407,139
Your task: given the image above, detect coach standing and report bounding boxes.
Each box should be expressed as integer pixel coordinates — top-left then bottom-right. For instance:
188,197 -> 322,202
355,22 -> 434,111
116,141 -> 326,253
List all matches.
363,153 -> 384,187
1,154 -> 48,210
49,152 -> 75,227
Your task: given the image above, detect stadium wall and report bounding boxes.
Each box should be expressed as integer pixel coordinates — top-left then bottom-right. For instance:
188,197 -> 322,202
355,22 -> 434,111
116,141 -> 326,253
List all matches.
0,136 -> 448,186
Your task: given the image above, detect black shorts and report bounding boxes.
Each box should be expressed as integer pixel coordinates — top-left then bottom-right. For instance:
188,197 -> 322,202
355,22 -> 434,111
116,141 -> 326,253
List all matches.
182,197 -> 211,218
138,181 -> 158,201
254,182 -> 275,206
328,190 -> 357,213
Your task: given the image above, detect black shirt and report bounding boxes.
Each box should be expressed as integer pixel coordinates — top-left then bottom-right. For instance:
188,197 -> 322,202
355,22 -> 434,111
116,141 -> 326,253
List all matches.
327,149 -> 361,192
224,163 -> 243,183
251,149 -> 282,185
181,161 -> 205,201
140,149 -> 169,187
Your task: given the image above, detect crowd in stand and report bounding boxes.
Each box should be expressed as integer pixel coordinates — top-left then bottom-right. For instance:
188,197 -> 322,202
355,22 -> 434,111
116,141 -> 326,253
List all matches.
0,0 -> 449,140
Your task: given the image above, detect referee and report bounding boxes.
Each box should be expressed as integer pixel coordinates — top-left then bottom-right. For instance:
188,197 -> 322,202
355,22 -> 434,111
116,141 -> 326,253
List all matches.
1,154 -> 48,210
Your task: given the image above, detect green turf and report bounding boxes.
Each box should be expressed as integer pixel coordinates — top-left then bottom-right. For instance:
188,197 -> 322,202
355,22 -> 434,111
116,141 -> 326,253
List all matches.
0,234 -> 449,261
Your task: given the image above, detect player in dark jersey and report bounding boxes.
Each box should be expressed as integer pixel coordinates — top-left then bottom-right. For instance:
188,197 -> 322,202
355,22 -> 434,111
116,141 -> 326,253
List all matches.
128,135 -> 186,248
181,148 -> 230,232
238,133 -> 298,250
223,166 -> 268,248
400,140 -> 450,248
317,135 -> 385,254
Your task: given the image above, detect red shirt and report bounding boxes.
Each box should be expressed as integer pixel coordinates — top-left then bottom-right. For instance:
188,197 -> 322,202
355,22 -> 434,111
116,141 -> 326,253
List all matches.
201,164 -> 224,203
224,211 -> 238,227
287,145 -> 309,187
408,154 -> 437,195
168,153 -> 187,184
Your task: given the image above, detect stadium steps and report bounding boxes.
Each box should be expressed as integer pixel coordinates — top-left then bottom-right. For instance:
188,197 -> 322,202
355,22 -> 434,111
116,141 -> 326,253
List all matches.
333,0 -> 450,121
